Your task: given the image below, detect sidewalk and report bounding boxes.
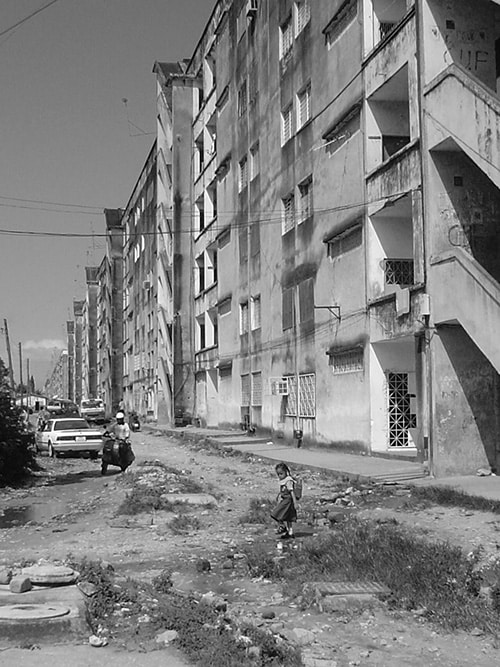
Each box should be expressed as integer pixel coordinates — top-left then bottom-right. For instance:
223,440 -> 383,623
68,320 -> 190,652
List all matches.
143,424 -> 500,501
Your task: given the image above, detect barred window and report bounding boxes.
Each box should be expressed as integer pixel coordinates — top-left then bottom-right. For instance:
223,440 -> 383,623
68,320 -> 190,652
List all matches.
251,371 -> 262,406
282,194 -> 295,234
281,104 -> 293,144
238,156 -> 248,192
324,0 -> 357,49
298,176 -> 313,222
250,143 -> 259,180
240,301 -> 249,334
327,224 -> 362,259
241,373 -> 250,406
285,373 -> 316,417
280,16 -> 293,60
329,348 -> 364,374
297,84 -> 311,129
299,278 -> 314,323
282,287 -> 294,330
251,295 -> 261,330
295,0 -> 311,35
237,81 -> 247,117
384,258 -> 414,286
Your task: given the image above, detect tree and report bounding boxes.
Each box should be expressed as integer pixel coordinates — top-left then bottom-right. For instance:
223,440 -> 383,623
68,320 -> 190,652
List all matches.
0,357 -> 36,485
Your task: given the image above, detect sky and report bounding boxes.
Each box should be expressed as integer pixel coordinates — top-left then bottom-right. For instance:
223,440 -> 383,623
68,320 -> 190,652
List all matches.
0,0 -> 214,388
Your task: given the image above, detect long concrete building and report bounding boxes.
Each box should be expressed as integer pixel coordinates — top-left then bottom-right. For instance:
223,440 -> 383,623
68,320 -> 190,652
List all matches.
148,0 -> 500,477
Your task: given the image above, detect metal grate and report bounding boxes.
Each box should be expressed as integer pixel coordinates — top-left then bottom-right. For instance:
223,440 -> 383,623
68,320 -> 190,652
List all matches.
330,348 -> 363,374
251,371 -> 262,406
387,372 -> 417,447
285,373 -> 316,418
384,258 -> 414,286
241,374 -> 250,407
282,194 -> 295,233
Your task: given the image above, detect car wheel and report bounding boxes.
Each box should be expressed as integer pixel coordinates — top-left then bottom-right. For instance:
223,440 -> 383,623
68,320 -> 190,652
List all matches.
90,451 -> 98,460
48,442 -> 56,458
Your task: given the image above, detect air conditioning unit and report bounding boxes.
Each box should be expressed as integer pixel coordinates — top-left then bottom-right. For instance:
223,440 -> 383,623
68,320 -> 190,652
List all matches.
270,377 -> 289,396
246,0 -> 258,18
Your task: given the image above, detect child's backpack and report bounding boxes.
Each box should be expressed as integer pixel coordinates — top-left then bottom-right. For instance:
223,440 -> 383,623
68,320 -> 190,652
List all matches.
293,476 -> 303,500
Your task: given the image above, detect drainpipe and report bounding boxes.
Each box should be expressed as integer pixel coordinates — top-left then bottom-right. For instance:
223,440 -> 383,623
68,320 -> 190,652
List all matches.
415,0 -> 434,475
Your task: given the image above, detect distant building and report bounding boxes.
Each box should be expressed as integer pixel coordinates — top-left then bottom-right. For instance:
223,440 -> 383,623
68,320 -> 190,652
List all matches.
45,349 -> 69,400
73,300 -> 84,406
66,320 -> 75,402
82,267 -> 99,400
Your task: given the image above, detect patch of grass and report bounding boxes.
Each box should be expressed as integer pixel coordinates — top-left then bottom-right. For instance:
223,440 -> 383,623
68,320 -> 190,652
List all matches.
239,497 -> 275,524
410,485 -> 500,514
244,517 -> 500,634
170,513 -> 201,534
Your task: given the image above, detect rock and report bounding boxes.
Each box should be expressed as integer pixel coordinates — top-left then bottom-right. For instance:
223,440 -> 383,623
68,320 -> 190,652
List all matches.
156,629 -> 179,645
261,608 -> 276,619
89,635 -> 108,647
222,559 -> 234,570
0,568 -> 12,585
290,627 -> 315,646
21,564 -> 78,585
78,581 -> 98,597
200,592 -> 227,612
196,559 -> 211,572
247,645 -> 261,658
270,622 -> 284,633
9,576 -> 32,593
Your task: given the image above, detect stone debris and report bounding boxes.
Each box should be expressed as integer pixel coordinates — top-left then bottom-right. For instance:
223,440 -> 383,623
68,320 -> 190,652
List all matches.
9,575 -> 32,593
77,581 -> 98,597
0,568 -> 13,584
156,629 -> 179,644
21,564 -> 78,585
89,634 -> 108,647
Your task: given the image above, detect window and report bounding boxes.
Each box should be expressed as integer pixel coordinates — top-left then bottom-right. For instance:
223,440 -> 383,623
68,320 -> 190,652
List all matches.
282,287 -> 295,330
280,15 -> 293,61
384,259 -> 414,286
299,278 -> 314,323
251,371 -> 262,406
298,176 -> 313,222
285,373 -> 316,417
323,0 -> 357,49
251,295 -> 261,329
197,316 -> 206,350
326,224 -> 362,259
281,104 -> 293,144
249,63 -> 258,105
196,254 -> 205,293
240,301 -> 249,334
282,194 -> 295,234
250,143 -> 259,180
238,156 -> 248,191
329,348 -> 364,374
297,84 -> 311,129
241,373 -> 250,406
294,0 -> 310,36
237,81 -> 247,117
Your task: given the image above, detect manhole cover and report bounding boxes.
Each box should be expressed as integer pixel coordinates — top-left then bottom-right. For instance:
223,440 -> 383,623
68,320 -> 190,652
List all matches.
21,565 -> 78,585
312,582 -> 390,596
0,604 -> 70,621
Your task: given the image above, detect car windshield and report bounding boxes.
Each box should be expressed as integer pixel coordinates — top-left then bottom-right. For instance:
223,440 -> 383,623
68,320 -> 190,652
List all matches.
54,420 -> 90,431
82,400 -> 102,408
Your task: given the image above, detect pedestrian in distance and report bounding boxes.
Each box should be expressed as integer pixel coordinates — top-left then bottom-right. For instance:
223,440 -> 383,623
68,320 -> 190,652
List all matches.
270,462 -> 298,539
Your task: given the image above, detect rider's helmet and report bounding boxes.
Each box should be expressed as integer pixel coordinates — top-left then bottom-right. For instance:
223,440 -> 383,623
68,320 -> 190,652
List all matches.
116,411 -> 125,421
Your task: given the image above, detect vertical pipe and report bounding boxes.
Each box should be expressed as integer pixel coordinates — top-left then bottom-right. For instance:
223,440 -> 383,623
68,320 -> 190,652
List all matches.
3,319 -> 15,391
18,342 -> 23,408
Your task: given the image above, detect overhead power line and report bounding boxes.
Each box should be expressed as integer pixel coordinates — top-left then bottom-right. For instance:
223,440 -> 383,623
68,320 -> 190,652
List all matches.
0,0 -> 62,39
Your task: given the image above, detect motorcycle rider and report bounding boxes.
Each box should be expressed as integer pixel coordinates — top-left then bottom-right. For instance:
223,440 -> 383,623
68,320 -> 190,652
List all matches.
111,411 -> 130,441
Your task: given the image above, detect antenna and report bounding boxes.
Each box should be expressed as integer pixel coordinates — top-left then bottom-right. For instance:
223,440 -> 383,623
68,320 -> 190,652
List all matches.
121,98 -> 155,137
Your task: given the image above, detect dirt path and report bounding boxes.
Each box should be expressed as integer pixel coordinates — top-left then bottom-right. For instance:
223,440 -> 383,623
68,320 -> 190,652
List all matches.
1,431 -> 500,666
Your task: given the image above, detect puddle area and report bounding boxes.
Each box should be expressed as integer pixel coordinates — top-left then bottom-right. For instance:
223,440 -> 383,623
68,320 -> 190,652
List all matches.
0,501 -> 71,529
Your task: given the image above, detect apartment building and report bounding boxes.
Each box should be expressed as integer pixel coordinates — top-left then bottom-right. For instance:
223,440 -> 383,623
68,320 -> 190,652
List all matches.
73,300 -> 84,406
96,209 -> 124,416
81,267 -> 99,401
122,145 -> 158,419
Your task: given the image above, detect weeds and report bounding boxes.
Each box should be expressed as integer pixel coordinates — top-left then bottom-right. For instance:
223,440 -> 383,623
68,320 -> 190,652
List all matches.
239,497 -> 274,525
244,517 -> 500,634
170,513 -> 201,534
410,485 -> 500,514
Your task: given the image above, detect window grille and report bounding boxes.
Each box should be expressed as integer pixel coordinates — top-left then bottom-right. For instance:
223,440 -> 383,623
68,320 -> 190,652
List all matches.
282,105 -> 293,144
285,373 -> 316,417
251,295 -> 261,329
298,177 -> 313,222
297,84 -> 311,129
238,81 -> 247,117
379,21 -> 396,40
282,194 -> 295,234
387,372 -> 416,447
238,156 -> 248,192
250,143 -> 259,179
324,0 -> 357,48
280,16 -> 293,60
241,373 -> 250,406
295,1 -> 310,35
282,287 -> 294,330
327,224 -> 362,259
240,301 -> 249,334
251,371 -> 262,406
330,348 -> 364,374
384,259 -> 414,286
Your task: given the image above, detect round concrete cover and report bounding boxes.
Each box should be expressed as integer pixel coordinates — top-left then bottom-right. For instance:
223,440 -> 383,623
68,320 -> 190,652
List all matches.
0,603 -> 70,621
21,565 -> 78,585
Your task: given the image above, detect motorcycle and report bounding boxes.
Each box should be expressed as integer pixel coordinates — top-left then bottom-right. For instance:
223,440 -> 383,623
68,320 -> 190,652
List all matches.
129,412 -> 141,432
101,432 -> 135,475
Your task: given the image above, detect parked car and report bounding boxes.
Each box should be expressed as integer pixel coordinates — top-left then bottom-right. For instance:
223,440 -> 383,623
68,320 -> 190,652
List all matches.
45,399 -> 79,417
35,418 -> 103,459
79,398 -> 106,423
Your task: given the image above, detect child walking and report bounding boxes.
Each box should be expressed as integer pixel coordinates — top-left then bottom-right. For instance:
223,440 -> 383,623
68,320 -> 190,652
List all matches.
270,462 -> 298,539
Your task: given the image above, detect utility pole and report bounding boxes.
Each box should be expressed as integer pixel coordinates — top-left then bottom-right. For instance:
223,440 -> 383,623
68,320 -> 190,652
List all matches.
26,358 -> 30,409
3,318 -> 15,391
18,342 -> 23,408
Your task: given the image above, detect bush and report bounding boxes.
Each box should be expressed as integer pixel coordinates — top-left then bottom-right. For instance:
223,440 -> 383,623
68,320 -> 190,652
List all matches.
0,359 -> 36,486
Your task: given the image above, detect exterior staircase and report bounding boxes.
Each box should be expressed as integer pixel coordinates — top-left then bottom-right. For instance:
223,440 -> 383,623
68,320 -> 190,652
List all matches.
430,247 -> 500,374
425,63 -> 500,190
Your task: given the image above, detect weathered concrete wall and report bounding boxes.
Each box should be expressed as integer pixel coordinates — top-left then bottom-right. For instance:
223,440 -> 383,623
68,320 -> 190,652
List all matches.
431,326 -> 500,476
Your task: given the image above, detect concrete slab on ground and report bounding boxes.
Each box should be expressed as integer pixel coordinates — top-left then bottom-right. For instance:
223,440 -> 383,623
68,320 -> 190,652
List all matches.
411,474 -> 500,500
